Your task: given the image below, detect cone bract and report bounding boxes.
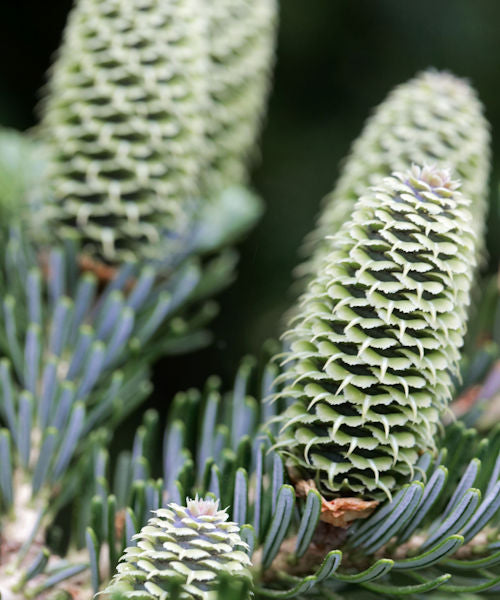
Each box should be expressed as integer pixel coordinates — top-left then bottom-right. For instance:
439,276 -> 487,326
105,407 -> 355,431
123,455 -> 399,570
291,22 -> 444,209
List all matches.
39,0 -> 208,263
103,498 -> 252,599
276,166 -> 476,500
302,71 -> 489,276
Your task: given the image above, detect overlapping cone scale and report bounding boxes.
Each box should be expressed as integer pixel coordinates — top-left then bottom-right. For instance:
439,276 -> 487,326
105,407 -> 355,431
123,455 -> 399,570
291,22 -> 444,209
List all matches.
303,70 -> 489,276
103,497 -> 252,599
276,166 -> 476,500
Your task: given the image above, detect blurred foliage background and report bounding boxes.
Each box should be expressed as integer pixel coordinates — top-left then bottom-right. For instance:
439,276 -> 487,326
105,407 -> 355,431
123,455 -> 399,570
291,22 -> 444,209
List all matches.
1,0 -> 500,419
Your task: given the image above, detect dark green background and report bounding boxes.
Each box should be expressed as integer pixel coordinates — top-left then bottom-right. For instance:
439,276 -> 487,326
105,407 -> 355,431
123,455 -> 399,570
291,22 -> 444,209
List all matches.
1,1 -> 500,408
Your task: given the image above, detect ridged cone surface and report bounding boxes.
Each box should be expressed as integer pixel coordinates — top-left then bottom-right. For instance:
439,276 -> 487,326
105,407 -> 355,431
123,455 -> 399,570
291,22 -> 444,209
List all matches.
301,71 -> 489,277
103,498 -> 252,599
204,0 -> 277,192
39,0 -> 209,263
275,166 -> 476,500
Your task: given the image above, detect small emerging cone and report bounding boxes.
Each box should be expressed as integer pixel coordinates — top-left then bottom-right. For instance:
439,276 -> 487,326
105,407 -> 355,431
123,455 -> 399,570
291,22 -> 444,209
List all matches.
103,497 -> 253,599
275,165 -> 476,500
301,70 -> 489,278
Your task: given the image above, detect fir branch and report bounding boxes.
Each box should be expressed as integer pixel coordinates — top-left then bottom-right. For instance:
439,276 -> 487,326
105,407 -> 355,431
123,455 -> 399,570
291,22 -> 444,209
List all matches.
92,353 -> 500,598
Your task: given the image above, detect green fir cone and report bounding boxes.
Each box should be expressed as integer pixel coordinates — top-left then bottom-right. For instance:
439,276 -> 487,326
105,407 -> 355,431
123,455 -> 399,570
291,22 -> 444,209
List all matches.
301,70 -> 489,277
39,0 -> 208,263
275,166 -> 476,500
103,497 -> 253,599
204,0 -> 277,193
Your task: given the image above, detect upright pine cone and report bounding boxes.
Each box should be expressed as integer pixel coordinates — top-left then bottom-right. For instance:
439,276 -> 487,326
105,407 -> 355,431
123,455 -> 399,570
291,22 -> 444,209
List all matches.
204,0 -> 277,192
275,166 -> 475,500
39,0 -> 208,263
302,71 -> 489,276
103,497 -> 253,599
